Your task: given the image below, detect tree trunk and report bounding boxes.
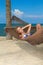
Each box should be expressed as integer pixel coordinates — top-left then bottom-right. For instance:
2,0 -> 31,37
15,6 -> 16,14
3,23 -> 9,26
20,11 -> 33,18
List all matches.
6,0 -> 12,39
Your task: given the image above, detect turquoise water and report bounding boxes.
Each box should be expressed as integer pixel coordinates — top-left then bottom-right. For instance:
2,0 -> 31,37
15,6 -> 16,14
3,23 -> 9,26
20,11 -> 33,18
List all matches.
0,24 -> 6,36
0,24 -> 43,36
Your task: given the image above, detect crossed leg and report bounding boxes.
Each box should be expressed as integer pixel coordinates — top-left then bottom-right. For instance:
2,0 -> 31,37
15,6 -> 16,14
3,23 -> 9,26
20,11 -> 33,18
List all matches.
36,24 -> 41,31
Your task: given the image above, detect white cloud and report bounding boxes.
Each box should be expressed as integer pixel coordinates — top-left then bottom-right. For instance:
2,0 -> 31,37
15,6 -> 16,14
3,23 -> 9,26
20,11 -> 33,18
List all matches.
12,9 -> 43,19
26,15 -> 43,18
12,9 -> 24,17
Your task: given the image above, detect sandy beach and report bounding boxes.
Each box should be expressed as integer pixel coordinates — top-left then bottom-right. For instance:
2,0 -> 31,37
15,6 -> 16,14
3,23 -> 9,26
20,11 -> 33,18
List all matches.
0,36 -> 43,65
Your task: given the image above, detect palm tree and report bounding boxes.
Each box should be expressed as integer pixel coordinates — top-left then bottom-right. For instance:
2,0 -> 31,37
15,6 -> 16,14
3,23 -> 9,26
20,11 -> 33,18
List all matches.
6,0 -> 12,39
6,0 -> 11,27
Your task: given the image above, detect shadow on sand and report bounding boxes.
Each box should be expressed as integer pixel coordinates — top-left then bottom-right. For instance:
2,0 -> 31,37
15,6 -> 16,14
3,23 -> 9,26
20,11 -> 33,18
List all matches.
15,40 -> 43,60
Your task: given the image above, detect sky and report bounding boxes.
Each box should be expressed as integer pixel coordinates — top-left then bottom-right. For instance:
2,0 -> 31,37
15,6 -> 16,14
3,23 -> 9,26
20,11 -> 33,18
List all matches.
0,0 -> 43,24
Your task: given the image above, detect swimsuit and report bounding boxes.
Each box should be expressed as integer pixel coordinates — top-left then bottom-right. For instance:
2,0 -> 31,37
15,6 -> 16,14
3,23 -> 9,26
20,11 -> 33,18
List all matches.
24,33 -> 30,38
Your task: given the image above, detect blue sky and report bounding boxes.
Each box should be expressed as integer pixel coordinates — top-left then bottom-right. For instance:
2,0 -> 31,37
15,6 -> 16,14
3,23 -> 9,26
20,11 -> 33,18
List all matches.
0,0 -> 43,24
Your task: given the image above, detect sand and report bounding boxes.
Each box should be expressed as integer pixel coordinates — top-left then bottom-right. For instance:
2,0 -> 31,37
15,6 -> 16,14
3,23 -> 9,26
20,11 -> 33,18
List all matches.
0,37 -> 43,65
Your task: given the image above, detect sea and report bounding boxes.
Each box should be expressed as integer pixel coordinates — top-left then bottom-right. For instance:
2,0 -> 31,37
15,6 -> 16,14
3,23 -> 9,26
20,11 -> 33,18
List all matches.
0,24 -> 43,36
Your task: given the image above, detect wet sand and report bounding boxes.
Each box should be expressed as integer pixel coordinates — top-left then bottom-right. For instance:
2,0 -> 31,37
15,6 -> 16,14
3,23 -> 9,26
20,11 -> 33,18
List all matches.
0,37 -> 43,65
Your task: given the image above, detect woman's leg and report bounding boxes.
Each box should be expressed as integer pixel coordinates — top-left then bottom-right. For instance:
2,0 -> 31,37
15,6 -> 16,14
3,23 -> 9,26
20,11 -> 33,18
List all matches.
36,24 -> 41,31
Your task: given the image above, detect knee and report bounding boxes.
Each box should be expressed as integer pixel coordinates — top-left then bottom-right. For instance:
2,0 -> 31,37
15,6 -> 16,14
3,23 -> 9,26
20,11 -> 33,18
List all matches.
36,24 -> 41,31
